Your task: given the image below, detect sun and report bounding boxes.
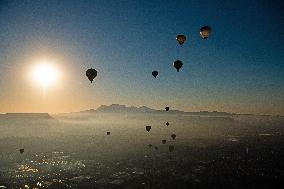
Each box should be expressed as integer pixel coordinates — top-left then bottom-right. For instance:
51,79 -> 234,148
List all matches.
31,60 -> 59,88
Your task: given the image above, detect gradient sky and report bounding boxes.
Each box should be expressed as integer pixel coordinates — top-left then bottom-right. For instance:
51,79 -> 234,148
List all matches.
0,0 -> 283,114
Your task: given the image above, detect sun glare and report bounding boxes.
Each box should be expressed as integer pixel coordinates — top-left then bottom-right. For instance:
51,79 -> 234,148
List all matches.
31,60 -> 59,88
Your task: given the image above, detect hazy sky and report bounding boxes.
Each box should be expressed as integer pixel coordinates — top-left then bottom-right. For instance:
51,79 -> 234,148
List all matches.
0,0 -> 283,114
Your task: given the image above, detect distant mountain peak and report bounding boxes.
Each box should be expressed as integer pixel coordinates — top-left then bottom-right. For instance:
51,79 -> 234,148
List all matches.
96,104 -> 155,113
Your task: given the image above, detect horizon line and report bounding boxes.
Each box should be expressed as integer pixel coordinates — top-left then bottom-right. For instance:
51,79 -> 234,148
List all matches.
1,104 -> 283,117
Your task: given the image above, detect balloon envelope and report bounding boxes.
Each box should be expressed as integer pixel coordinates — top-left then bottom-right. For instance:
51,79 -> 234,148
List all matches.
152,71 -> 158,78
19,149 -> 24,154
107,132 -> 110,135
165,107 -> 169,111
86,68 -> 97,83
146,126 -> 151,132
166,122 -> 169,126
171,134 -> 176,140
169,145 -> 174,152
162,140 -> 167,144
176,34 -> 186,46
173,60 -> 183,72
200,26 -> 212,39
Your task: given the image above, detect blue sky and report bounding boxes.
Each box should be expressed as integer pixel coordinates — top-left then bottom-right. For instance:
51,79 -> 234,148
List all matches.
0,0 -> 283,114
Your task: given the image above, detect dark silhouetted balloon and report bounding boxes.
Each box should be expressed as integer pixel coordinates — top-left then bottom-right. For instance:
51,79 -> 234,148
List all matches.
173,60 -> 183,72
155,146 -> 159,150
200,26 -> 212,39
148,144 -> 152,148
19,149 -> 24,154
166,122 -> 169,126
152,71 -> 158,78
165,107 -> 169,111
162,140 -> 167,144
146,126 -> 151,132
86,68 -> 97,83
171,134 -> 176,140
169,145 -> 174,152
107,131 -> 110,135
176,34 -> 186,46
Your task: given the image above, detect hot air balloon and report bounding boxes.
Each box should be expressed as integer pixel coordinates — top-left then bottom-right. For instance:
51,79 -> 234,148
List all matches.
148,144 -> 152,148
107,131 -> 110,135
173,60 -> 183,72
200,26 -> 212,39
152,71 -> 158,78
171,134 -> 176,140
19,149 -> 24,154
146,126 -> 151,132
169,145 -> 174,152
86,68 -> 97,83
162,140 -> 167,144
166,122 -> 169,126
176,34 -> 186,46
155,146 -> 159,150
165,107 -> 169,111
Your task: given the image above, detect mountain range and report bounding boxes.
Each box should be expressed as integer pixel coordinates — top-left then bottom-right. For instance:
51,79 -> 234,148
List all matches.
79,104 -> 234,116
0,113 -> 54,119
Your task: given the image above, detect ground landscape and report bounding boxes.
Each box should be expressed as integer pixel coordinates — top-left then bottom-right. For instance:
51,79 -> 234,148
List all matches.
0,105 -> 283,188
